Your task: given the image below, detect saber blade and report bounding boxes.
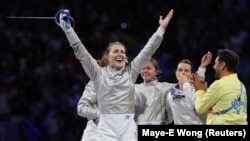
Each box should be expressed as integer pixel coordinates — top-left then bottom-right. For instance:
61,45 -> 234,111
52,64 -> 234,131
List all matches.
6,16 -> 55,19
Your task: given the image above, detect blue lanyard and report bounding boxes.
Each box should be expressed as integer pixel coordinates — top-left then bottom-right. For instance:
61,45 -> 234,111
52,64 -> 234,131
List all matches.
210,83 -> 244,115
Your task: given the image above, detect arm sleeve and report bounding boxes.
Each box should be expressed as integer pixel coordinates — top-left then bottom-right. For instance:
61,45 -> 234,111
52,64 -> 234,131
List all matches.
77,81 -> 98,120
165,95 -> 173,124
195,81 -> 221,114
64,28 -> 100,81
196,67 -> 206,80
163,83 -> 175,124
182,82 -> 196,106
130,27 -> 165,82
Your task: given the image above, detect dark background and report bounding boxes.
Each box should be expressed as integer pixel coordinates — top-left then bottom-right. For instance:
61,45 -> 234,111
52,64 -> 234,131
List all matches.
0,0 -> 249,141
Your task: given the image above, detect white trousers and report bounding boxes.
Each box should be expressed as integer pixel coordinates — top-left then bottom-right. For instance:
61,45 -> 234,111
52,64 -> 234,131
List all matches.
81,120 -> 98,141
95,114 -> 137,141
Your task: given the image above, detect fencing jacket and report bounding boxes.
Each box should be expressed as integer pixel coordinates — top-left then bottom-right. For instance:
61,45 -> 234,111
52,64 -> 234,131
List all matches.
135,79 -> 175,125
166,67 -> 207,125
65,27 -> 165,114
77,81 -> 98,121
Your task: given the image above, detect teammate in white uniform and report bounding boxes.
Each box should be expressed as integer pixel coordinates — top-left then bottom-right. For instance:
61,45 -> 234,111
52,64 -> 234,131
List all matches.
57,9 -> 174,141
135,52 -> 211,125
135,58 -> 175,125
166,52 -> 212,125
78,81 -> 98,141
78,60 -> 107,141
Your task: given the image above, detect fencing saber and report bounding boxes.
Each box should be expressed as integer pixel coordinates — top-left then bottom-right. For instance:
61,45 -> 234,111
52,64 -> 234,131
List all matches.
6,16 -> 75,28
5,9 -> 75,27
6,9 -> 67,20
6,16 -> 55,20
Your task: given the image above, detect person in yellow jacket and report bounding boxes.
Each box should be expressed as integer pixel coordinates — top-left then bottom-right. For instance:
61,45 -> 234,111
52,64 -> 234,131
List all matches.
193,49 -> 247,125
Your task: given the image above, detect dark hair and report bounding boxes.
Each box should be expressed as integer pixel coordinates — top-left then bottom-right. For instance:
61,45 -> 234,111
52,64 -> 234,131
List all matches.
177,59 -> 194,73
217,49 -> 239,73
149,58 -> 162,79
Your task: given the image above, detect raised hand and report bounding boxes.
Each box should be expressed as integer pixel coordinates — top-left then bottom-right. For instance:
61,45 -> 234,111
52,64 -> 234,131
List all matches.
159,9 -> 174,29
56,9 -> 73,32
192,73 -> 207,91
200,51 -> 212,68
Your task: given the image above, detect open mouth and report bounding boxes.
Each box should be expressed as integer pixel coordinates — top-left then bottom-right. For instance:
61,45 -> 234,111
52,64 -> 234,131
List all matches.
142,73 -> 150,77
115,57 -> 123,63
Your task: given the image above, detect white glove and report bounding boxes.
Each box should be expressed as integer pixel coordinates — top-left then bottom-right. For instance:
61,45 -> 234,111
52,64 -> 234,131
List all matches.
57,9 -> 73,32
55,9 -> 80,45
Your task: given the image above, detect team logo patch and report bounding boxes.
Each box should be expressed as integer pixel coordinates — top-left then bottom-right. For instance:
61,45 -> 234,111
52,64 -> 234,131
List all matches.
125,115 -> 130,119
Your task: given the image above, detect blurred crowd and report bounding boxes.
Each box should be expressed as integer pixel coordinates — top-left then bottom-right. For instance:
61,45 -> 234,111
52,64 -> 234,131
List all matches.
0,0 -> 249,141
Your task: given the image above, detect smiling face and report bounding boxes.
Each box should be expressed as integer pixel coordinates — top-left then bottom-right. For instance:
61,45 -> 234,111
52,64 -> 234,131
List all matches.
106,42 -> 127,69
140,61 -> 159,82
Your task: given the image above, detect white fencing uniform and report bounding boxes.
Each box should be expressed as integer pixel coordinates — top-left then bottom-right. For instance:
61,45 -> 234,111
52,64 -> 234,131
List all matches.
77,81 -> 99,141
80,120 -> 98,141
135,79 -> 175,125
65,27 -> 165,141
166,67 -> 207,125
